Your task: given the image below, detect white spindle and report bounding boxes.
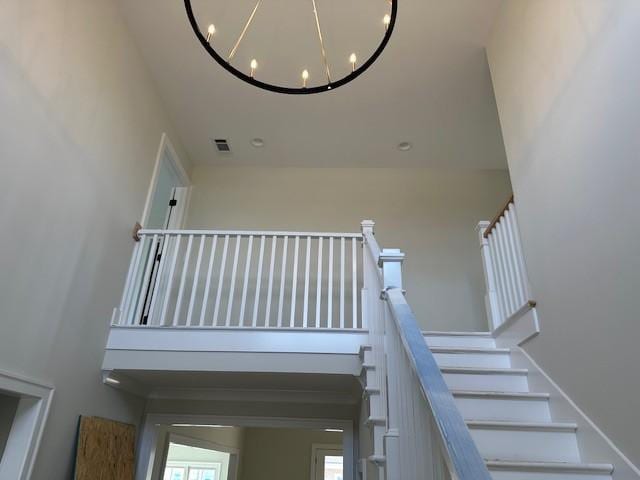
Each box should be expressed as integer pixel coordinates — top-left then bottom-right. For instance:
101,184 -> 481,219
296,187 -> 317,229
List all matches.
225,235 -> 242,327
327,237 -> 334,328
277,236 -> 289,328
289,236 -> 300,327
199,235 -> 218,326
147,235 -> 171,324
159,234 -> 182,326
491,229 -> 511,317
488,236 -> 507,321
496,222 -> 516,315
212,235 -> 230,326
238,235 -> 254,326
509,206 -> 531,300
502,209 -> 523,306
303,237 -> 311,328
504,208 -> 525,304
352,237 -> 357,328
121,236 -> 146,325
265,236 -> 277,327
172,234 -> 193,326
252,235 -> 266,327
315,237 -> 323,328
134,234 -> 159,324
186,235 -> 206,326
340,237 -> 345,329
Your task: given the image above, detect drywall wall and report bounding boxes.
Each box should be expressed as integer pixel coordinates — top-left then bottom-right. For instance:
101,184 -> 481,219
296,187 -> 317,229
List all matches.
0,393 -> 19,460
487,0 -> 640,465
186,166 -> 512,331
240,427 -> 342,480
0,1 -> 189,478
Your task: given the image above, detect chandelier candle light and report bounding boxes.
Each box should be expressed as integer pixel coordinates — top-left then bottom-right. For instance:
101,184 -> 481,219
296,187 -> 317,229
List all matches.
184,0 -> 397,94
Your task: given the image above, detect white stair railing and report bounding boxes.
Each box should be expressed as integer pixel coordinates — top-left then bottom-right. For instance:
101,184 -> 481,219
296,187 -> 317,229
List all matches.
477,196 -> 535,330
115,228 -> 363,329
362,221 -> 491,480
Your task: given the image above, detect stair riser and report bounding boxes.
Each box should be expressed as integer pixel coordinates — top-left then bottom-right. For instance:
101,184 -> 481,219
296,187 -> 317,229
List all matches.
469,428 -> 580,463
434,352 -> 511,368
442,372 -> 529,393
425,336 -> 496,348
455,397 -> 551,422
489,471 -> 611,480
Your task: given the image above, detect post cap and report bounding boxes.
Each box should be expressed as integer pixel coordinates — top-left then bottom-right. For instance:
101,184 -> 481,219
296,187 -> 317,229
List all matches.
378,248 -> 405,267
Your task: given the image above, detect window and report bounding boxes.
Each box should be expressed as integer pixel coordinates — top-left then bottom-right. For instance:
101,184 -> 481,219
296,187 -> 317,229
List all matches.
164,466 -> 186,480
311,444 -> 344,480
164,462 -> 220,480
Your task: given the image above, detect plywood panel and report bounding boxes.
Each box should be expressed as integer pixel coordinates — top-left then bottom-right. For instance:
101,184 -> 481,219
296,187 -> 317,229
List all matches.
74,416 -> 136,480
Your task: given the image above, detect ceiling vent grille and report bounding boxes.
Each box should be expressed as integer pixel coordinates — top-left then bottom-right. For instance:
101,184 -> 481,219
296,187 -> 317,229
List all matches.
212,138 -> 231,153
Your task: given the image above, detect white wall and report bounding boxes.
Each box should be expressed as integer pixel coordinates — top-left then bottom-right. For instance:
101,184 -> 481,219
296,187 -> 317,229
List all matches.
0,1 -> 189,477
488,0 -> 640,464
186,166 -> 512,331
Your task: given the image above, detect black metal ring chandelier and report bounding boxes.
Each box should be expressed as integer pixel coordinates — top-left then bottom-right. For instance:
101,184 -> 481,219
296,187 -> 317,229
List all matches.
184,0 -> 397,95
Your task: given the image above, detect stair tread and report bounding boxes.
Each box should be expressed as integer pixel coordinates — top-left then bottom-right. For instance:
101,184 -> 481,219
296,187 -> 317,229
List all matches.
430,346 -> 510,354
452,390 -> 549,400
441,366 -> 528,375
486,460 -> 614,473
423,331 -> 493,337
467,420 -> 578,432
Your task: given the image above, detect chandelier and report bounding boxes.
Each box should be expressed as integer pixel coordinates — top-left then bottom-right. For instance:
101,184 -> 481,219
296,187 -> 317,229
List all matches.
184,0 -> 397,94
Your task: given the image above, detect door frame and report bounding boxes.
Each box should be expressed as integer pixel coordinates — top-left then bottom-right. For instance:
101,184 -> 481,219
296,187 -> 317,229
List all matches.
160,432 -> 239,480
0,370 -> 54,480
140,133 -> 191,229
138,415 -> 354,480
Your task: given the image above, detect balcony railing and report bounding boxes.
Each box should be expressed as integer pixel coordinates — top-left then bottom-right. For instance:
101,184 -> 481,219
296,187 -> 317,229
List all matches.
477,196 -> 535,330
114,228 -> 364,330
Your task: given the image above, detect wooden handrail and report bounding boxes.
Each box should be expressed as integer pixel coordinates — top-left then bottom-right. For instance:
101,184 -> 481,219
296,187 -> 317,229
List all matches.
483,194 -> 514,238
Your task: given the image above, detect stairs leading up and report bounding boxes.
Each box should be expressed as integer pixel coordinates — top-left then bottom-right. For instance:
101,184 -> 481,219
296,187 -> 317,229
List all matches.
423,332 -> 614,479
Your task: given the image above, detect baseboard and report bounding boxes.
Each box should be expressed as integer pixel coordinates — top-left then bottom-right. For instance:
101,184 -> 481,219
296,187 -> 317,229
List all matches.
492,302 -> 540,348
511,348 -> 640,479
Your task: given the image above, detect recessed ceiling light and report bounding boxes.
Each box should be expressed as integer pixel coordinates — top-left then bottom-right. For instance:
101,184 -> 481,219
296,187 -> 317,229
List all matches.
251,138 -> 265,147
397,141 -> 412,151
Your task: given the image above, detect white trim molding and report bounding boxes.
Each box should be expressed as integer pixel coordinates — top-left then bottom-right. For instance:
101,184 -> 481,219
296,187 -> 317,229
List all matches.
140,133 -> 191,228
0,370 -> 54,480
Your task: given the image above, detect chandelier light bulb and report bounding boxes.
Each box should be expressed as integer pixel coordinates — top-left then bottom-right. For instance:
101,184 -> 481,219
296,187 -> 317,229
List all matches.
349,53 -> 357,72
250,58 -> 258,77
206,24 -> 216,42
302,69 -> 309,87
383,14 -> 391,30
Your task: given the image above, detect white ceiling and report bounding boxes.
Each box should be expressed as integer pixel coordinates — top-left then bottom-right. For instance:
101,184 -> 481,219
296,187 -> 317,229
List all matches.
117,0 -> 506,168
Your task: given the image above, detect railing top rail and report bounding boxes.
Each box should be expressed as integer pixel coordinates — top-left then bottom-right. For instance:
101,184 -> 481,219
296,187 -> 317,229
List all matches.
384,287 -> 493,480
483,194 -> 514,238
137,228 -> 363,239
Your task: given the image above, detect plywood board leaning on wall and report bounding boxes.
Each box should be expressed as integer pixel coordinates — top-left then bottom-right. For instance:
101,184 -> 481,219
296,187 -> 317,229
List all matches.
73,416 -> 136,480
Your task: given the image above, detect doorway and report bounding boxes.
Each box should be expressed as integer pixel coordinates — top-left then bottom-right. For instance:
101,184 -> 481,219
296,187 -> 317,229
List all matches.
135,134 -> 190,325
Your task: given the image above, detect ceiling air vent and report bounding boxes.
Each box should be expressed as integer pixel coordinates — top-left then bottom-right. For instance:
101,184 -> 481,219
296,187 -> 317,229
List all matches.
212,138 -> 231,153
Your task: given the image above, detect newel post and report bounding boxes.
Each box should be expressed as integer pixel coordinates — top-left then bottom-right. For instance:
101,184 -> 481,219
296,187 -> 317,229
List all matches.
477,221 -> 502,330
379,249 -> 405,292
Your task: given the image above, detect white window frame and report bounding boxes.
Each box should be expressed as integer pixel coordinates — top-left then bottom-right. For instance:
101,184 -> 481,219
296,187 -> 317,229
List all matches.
164,460 -> 222,480
310,443 -> 344,480
0,370 -> 54,480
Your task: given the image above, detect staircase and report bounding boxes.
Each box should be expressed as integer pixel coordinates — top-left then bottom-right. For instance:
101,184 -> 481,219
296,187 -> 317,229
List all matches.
424,331 -> 612,479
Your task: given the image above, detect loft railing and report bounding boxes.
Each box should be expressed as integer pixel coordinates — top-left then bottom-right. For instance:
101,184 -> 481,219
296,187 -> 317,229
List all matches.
477,196 -> 535,330
362,221 -> 491,480
114,228 -> 363,329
